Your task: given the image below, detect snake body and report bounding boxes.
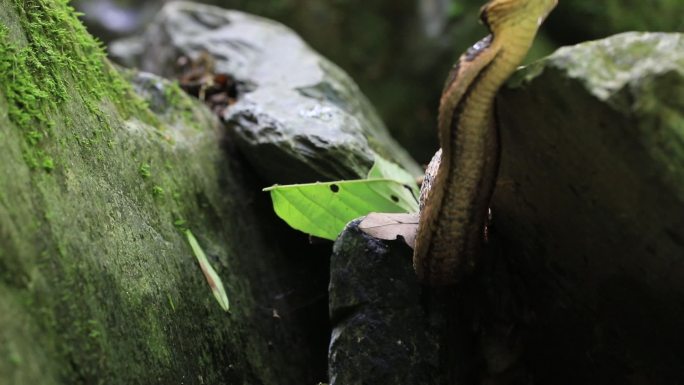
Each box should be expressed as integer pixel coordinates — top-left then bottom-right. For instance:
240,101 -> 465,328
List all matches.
413,0 -> 557,285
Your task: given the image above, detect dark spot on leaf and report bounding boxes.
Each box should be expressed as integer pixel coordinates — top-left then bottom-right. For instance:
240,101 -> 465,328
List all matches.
330,184 -> 340,193
403,184 -> 419,203
391,195 -> 399,202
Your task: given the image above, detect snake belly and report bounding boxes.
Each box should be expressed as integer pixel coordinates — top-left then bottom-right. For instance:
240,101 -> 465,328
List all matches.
413,0 -> 557,285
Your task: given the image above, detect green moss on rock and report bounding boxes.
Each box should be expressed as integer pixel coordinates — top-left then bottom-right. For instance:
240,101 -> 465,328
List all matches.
0,1 -> 322,384
0,0 -> 157,171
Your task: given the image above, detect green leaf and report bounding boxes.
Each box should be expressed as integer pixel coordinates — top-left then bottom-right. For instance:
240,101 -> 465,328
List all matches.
264,178 -> 419,240
367,154 -> 420,197
185,230 -> 230,312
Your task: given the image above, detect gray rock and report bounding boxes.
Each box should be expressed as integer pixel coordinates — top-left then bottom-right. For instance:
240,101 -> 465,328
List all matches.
328,221 -> 441,385
329,32 -> 684,384
110,1 -> 421,184
84,0 -> 490,163
493,32 -> 684,382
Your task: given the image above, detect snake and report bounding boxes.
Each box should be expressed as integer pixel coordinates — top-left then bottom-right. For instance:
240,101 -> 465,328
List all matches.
413,0 -> 557,285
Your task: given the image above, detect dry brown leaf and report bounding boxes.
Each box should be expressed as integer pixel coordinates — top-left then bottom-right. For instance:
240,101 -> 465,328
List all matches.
358,212 -> 419,249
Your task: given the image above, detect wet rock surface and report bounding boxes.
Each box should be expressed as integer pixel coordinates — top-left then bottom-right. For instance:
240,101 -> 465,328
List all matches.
110,1 -> 421,184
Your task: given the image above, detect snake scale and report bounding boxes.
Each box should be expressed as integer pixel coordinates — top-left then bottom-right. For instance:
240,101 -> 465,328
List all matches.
413,0 -> 557,285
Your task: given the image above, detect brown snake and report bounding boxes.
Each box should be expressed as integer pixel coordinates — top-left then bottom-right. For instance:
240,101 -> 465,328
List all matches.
413,0 -> 557,285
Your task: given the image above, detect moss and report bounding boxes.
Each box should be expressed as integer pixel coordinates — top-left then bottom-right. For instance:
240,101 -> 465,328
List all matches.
8,345 -> 22,365
162,80 -> 202,130
173,217 -> 187,229
152,185 -> 165,198
0,2 -> 324,383
41,156 -> 54,172
0,0 -> 158,171
138,162 -> 151,179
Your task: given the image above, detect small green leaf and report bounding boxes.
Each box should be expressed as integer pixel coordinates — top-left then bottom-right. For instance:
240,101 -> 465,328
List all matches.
264,178 -> 418,240
367,154 -> 420,196
185,230 -> 230,312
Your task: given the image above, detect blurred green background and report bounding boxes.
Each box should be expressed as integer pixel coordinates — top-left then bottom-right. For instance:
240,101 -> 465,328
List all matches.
75,0 -> 684,163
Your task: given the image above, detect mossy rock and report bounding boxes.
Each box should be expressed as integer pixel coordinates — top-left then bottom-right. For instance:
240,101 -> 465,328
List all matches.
493,32 -> 684,383
0,1 -> 324,384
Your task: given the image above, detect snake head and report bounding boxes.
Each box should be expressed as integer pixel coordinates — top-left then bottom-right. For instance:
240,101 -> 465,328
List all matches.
480,0 -> 557,32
